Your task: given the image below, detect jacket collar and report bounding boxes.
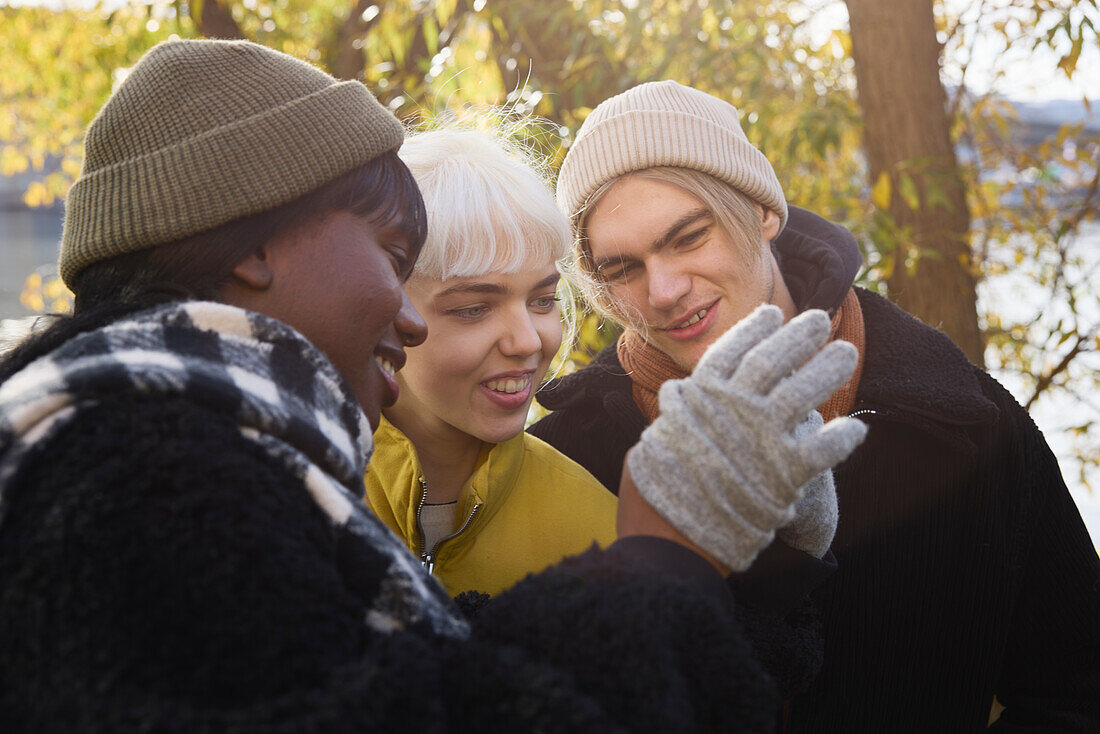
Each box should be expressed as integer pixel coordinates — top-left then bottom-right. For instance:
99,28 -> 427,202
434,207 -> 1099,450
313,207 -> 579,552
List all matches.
854,288 -> 998,426
774,205 -> 864,315
367,416 -> 526,547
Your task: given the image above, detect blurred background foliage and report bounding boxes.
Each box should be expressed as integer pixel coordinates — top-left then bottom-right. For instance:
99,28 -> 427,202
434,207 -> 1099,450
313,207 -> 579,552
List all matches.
1,0 -> 1097,483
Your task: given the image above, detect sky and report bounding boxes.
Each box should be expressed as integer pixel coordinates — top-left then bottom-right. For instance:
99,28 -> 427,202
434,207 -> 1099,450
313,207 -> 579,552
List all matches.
801,0 -> 1098,103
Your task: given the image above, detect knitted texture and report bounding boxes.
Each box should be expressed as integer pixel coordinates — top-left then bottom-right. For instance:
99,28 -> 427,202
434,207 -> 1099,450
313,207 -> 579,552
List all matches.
781,412 -> 839,558
60,39 -> 404,286
616,305 -> 857,559
627,306 -> 866,571
557,80 -> 787,230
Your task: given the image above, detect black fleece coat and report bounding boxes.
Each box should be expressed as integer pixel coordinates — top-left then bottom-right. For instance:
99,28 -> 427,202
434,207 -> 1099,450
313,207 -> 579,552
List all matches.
530,207 -> 1100,733
0,316 -> 779,733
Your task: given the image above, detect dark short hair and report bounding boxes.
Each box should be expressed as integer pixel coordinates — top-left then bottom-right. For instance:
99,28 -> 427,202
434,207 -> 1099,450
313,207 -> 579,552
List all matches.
72,149 -> 427,314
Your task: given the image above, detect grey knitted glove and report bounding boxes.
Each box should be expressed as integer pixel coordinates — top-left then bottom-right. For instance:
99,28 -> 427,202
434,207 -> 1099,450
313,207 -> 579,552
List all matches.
777,411 -> 839,558
627,305 -> 866,572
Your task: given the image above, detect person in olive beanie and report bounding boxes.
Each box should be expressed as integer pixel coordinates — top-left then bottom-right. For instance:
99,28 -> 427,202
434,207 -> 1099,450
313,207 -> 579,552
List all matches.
0,41 -> 866,733
59,38 -> 403,286
531,80 -> 1100,733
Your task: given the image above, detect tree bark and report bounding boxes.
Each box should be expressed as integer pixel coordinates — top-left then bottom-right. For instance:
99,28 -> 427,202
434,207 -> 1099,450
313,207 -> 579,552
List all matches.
845,0 -> 985,366
330,0 -> 382,81
192,0 -> 244,40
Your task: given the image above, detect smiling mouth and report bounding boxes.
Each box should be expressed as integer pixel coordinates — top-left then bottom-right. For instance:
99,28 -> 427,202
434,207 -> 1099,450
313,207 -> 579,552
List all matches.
375,356 -> 396,376
483,375 -> 532,394
670,306 -> 710,330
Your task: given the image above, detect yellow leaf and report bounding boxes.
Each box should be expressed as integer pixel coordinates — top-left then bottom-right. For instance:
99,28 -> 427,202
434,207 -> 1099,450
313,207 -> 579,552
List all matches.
871,171 -> 891,209
23,181 -> 49,208
43,277 -> 70,300
20,293 -> 45,313
2,147 -> 29,177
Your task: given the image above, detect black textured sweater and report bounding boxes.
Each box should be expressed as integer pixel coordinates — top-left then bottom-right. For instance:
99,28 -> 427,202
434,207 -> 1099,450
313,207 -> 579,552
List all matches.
531,208 -> 1100,732
0,309 -> 781,733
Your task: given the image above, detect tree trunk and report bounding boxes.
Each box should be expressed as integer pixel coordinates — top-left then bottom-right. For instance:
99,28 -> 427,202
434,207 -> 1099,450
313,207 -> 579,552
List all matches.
192,0 -> 244,40
330,0 -> 381,81
845,0 -> 985,366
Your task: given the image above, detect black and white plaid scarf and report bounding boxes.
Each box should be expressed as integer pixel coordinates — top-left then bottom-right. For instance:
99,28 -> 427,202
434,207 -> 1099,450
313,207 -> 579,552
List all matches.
0,300 -> 467,639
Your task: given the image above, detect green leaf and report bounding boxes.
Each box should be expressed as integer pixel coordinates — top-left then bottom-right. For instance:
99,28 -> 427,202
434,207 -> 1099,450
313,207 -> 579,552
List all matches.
898,173 -> 921,211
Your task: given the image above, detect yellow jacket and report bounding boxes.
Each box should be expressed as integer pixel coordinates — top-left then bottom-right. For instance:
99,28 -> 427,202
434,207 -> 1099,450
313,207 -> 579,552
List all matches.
364,417 -> 617,597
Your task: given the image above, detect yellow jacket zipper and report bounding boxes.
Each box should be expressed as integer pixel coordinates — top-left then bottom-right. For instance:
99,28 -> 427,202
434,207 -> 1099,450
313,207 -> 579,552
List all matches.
415,477 -> 482,576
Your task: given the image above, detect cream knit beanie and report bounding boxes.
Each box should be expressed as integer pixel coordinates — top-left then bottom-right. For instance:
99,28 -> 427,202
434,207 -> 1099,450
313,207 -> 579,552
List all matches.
557,80 -> 787,232
60,39 -> 404,287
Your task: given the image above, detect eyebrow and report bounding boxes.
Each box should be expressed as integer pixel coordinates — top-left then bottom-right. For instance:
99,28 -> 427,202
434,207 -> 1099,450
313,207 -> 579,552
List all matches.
592,207 -> 713,272
434,272 -> 560,299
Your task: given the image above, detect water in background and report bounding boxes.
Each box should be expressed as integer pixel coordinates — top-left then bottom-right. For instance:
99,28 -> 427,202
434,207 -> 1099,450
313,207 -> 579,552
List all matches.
0,198 -> 62,316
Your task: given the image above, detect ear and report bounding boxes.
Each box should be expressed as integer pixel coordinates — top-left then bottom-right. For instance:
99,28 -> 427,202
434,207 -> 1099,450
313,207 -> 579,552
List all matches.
761,208 -> 781,243
229,247 -> 274,292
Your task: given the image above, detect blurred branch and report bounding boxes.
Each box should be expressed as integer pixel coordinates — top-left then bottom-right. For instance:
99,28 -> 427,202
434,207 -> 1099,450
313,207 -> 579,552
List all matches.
1026,330 -> 1093,409
1063,158 -> 1100,233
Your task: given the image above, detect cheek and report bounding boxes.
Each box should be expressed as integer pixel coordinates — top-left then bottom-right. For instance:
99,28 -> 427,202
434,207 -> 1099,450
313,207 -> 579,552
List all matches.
604,286 -> 652,330
408,325 -> 485,388
343,260 -> 405,341
711,244 -> 766,292
538,315 -> 563,363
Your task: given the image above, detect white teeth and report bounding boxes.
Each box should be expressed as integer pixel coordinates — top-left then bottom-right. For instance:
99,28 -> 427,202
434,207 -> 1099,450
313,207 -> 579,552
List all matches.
484,376 -> 531,394
375,356 -> 395,376
675,308 -> 708,329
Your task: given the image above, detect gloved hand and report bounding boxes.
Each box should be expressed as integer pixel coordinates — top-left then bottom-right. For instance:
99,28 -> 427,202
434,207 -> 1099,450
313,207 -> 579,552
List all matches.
626,305 -> 866,572
778,411 -> 839,558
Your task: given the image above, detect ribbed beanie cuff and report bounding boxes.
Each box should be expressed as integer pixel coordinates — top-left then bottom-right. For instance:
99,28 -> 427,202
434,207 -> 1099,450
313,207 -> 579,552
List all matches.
61,39 -> 404,287
557,81 -> 787,232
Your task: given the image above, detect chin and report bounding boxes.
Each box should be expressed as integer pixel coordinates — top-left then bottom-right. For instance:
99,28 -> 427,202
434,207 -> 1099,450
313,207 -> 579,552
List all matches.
471,416 -> 528,445
657,343 -> 701,373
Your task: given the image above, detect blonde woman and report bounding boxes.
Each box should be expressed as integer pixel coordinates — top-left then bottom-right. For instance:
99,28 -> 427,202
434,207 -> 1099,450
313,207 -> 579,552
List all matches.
364,126 -> 617,596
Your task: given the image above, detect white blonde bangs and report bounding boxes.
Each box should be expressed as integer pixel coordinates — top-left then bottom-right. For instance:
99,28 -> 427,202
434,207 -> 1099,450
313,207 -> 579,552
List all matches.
399,127 -> 570,280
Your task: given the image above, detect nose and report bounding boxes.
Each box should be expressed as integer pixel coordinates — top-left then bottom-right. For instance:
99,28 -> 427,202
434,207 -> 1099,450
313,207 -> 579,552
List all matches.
646,258 -> 691,312
395,288 -> 427,348
499,307 -> 542,359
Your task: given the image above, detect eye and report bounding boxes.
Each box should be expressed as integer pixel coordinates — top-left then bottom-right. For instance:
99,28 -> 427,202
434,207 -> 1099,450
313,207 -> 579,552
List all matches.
530,294 -> 560,313
599,261 -> 639,283
386,246 -> 412,279
448,305 -> 489,320
675,226 -> 709,250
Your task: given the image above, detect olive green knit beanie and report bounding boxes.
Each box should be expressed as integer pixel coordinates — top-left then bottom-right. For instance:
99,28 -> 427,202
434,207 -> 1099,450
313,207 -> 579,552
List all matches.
60,38 -> 404,288
557,80 -> 787,232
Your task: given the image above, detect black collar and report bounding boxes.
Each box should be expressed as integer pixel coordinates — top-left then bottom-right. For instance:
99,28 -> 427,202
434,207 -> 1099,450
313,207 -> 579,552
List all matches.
537,343 -> 629,412
854,288 -> 998,426
774,205 -> 863,315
